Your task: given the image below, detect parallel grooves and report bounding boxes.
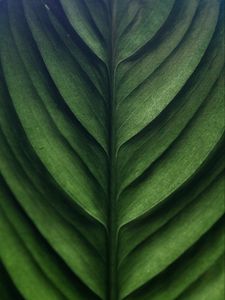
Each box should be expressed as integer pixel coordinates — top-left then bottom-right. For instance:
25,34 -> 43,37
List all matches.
23,0 -> 108,151
119,171 -> 224,265
0,207 -> 67,300
0,0 -> 224,299
118,174 -> 224,297
123,217 -> 225,300
8,9 -> 107,191
0,178 -> 100,300
117,14 -> 224,188
118,142 -> 225,262
118,71 -> 223,196
0,117 -> 104,256
117,0 -> 201,104
0,128 -> 105,287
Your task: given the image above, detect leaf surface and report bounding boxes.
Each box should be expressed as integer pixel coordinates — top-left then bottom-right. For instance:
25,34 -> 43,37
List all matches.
0,0 -> 224,299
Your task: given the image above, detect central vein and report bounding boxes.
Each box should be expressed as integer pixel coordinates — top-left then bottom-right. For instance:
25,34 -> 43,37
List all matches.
108,0 -> 118,299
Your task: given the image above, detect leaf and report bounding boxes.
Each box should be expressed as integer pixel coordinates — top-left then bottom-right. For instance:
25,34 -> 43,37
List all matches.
0,0 -> 224,299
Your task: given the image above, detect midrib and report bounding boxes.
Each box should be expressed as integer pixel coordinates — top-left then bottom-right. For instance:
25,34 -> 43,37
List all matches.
108,0 -> 118,299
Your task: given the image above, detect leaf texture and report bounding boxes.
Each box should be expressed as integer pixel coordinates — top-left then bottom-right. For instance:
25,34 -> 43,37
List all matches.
0,0 -> 224,299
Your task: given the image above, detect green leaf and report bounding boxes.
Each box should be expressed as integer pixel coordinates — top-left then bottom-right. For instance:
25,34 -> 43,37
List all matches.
0,0 -> 224,299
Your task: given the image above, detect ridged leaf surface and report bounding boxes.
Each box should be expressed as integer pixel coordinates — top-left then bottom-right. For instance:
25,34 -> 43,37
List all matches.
0,0 -> 224,299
